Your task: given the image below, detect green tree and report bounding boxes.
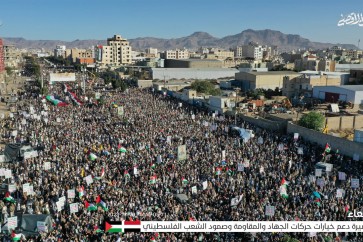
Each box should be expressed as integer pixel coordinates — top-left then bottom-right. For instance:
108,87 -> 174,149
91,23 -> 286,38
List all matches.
298,111 -> 325,131
190,80 -> 222,95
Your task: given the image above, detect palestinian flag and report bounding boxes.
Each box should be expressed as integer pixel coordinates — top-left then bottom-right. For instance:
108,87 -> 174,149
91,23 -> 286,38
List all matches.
182,177 -> 188,185
11,232 -> 22,241
119,147 -> 127,153
94,225 -> 103,233
96,195 -> 108,211
89,153 -> 97,161
215,167 -> 222,176
4,192 -> 15,203
46,95 -> 68,107
65,84 -> 82,106
324,143 -> 331,153
281,178 -> 289,186
279,184 -> 288,199
149,176 -> 157,184
150,237 -> 156,242
124,170 -> 130,179
84,201 -> 98,211
78,186 -> 85,198
95,168 -> 105,180
151,163 -> 156,169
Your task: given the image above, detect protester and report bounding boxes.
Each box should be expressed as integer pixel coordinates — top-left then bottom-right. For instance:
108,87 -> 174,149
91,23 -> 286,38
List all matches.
0,84 -> 362,242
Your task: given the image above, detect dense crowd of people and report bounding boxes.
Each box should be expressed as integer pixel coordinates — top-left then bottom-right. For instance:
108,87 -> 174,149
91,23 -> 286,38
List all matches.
0,83 -> 363,242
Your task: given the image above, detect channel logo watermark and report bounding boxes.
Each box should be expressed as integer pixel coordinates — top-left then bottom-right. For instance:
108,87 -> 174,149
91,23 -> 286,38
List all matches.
338,13 -> 363,26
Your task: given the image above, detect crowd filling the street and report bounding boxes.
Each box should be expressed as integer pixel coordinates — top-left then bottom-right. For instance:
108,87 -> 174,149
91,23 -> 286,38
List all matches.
1,83 -> 363,242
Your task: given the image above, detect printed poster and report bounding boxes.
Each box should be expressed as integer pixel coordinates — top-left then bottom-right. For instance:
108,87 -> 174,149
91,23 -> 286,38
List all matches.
177,145 -> 187,161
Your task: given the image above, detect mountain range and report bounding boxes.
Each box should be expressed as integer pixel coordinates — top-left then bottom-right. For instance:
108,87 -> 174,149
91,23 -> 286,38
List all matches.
2,29 -> 358,52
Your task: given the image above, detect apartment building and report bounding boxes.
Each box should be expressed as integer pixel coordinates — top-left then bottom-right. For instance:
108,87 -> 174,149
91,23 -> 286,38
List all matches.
3,45 -> 22,68
0,39 -> 4,73
233,46 -> 243,58
69,49 -> 94,63
294,55 -> 319,71
54,45 -> 66,58
163,49 -> 189,59
145,48 -> 158,58
242,42 -> 263,60
206,49 -> 234,60
317,59 -> 336,72
96,34 -> 132,67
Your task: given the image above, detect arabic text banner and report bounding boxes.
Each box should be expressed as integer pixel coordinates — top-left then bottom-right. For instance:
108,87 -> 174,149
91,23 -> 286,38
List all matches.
138,221 -> 363,233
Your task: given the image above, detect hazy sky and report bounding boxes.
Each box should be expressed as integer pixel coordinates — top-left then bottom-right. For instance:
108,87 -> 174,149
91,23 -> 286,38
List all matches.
1,0 -> 363,45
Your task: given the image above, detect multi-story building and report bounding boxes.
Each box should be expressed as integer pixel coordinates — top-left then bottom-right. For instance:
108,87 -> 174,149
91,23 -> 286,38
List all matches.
145,48 -> 158,58
3,45 -> 22,68
235,71 -> 301,91
280,53 -> 302,63
96,34 -> 132,67
163,49 -> 189,60
54,45 -> 66,58
68,48 -> 94,63
206,49 -> 234,60
242,42 -> 263,60
294,55 -> 319,71
233,46 -> 243,58
317,59 -> 336,72
0,39 -> 4,74
282,72 -> 345,98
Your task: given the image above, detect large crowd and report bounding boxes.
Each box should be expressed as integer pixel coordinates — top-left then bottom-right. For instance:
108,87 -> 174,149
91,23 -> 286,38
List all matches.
0,83 -> 363,242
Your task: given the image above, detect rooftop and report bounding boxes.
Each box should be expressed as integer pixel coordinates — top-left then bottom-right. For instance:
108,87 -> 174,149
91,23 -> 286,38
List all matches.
337,85 -> 363,92
318,85 -> 363,92
169,59 -> 223,62
246,71 -> 300,76
300,71 -> 349,76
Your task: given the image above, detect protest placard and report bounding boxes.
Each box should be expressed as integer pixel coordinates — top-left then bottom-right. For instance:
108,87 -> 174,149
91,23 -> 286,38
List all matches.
315,169 -> 322,177
85,175 -> 93,185
351,178 -> 360,188
8,184 -> 16,193
23,183 -> 30,193
203,181 -> 208,190
5,169 -> 12,179
67,189 -> 75,199
265,206 -> 275,216
70,203 -> 79,213
8,216 -> 17,230
338,172 -> 346,181
192,186 -> 197,194
177,145 -> 187,161
37,221 -> 47,232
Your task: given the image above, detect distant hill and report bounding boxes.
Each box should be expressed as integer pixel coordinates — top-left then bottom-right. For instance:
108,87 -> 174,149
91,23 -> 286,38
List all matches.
2,37 -> 106,50
2,29 -> 358,51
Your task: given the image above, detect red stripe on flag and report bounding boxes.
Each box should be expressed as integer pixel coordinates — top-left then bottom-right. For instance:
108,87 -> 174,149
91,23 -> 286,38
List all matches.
124,221 -> 141,226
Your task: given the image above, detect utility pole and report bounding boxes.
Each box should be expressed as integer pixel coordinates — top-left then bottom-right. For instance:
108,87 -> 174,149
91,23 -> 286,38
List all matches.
82,66 -> 86,94
234,87 -> 240,125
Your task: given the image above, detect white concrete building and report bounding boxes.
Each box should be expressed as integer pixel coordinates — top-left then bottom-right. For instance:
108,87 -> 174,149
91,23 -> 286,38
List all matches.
97,34 -> 132,67
164,49 -> 189,59
242,43 -> 263,60
313,85 -> 363,107
151,68 -> 239,81
54,45 -> 66,58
